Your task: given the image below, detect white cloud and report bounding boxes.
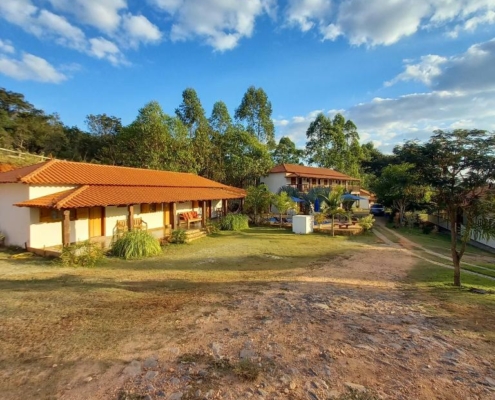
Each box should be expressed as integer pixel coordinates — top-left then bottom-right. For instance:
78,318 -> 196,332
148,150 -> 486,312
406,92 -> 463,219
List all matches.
48,0 -> 127,32
0,39 -> 15,54
89,37 -> 127,66
276,39 -> 495,152
386,54 -> 448,86
0,53 -> 67,83
285,0 -> 495,46
387,37 -> 495,92
122,14 -> 162,47
285,0 -> 332,32
153,0 -> 274,51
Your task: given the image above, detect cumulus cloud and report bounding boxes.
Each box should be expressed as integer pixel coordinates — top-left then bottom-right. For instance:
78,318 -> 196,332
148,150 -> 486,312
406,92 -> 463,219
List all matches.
285,0 -> 495,46
285,0 -> 332,32
48,0 -> 127,32
0,53 -> 67,83
122,14 -> 162,47
276,38 -> 495,152
152,0 -> 274,51
89,37 -> 127,66
387,38 -> 495,92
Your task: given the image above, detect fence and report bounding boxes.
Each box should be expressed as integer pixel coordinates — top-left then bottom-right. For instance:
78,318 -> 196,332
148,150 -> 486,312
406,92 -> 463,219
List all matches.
0,147 -> 51,162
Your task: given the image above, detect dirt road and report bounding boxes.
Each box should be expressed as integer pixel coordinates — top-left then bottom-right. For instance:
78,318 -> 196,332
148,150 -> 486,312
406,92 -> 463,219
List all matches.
68,244 -> 495,400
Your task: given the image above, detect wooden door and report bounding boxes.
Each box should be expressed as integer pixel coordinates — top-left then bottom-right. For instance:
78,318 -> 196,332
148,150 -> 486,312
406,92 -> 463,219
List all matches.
89,207 -> 103,237
163,203 -> 171,226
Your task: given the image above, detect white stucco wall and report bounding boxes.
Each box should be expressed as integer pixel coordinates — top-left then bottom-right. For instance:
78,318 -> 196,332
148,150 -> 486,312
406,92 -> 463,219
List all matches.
260,173 -> 289,194
105,206 -> 129,236
0,183 -> 30,247
135,205 -> 164,230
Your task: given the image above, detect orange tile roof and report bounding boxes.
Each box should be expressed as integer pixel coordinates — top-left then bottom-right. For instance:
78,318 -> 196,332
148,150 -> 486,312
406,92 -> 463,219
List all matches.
269,164 -> 359,181
15,185 -> 244,209
0,159 -> 231,188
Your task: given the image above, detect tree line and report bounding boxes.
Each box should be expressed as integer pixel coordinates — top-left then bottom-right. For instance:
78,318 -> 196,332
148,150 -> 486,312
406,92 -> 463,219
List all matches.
0,87 -> 382,188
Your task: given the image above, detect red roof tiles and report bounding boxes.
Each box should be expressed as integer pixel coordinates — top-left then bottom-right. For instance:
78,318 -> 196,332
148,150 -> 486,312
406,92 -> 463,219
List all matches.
269,164 -> 358,181
1,160 -> 246,209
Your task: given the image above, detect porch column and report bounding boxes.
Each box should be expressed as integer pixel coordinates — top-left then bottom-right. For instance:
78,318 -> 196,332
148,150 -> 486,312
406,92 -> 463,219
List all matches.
128,204 -> 134,231
240,198 -> 245,212
222,199 -> 227,216
62,210 -> 70,247
171,202 -> 177,229
202,201 -> 206,227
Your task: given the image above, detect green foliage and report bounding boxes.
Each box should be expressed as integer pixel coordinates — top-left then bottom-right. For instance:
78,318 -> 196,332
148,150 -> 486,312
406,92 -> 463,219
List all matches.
422,222 -> 435,234
112,230 -> 162,259
305,112 -> 362,177
358,215 -> 375,232
272,136 -> 304,165
400,129 -> 495,286
371,163 -> 430,226
171,229 -> 187,244
220,214 -> 249,231
204,219 -> 220,235
245,184 -> 272,224
235,86 -> 275,147
314,212 -> 327,228
59,240 -> 105,268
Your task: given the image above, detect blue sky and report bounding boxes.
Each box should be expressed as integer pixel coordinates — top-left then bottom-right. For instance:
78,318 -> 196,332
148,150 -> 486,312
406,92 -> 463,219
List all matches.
1,0 -> 495,153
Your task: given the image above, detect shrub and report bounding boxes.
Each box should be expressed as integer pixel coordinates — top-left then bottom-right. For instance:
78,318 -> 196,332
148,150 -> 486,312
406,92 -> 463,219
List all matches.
205,219 -> 220,235
422,222 -> 435,234
112,230 -> 162,259
358,215 -> 375,232
60,240 -> 105,267
220,214 -> 249,231
171,228 -> 187,244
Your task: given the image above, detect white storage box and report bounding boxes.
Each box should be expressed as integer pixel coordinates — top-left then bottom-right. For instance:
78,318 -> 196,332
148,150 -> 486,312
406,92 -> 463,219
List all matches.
292,215 -> 314,234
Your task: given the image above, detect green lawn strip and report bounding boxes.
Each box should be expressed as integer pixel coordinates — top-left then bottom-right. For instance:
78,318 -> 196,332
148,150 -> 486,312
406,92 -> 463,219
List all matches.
407,260 -> 495,305
462,265 -> 495,279
372,225 -> 400,243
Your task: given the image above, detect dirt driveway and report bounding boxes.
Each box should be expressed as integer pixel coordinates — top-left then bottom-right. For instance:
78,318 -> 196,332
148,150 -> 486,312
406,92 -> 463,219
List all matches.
58,244 -> 495,400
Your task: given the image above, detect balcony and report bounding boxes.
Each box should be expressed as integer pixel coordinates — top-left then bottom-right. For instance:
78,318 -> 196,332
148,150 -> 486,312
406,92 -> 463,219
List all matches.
288,183 -> 360,193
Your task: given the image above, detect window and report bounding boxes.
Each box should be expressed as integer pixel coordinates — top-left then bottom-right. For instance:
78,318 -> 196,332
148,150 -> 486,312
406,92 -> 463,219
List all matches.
140,203 -> 160,214
39,208 -> 76,223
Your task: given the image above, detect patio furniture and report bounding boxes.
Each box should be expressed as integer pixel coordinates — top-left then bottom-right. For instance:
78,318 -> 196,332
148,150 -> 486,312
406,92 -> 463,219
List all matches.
181,212 -> 202,229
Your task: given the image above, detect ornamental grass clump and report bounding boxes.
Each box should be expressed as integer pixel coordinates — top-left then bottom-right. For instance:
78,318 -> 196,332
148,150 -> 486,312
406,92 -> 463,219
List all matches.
60,240 -> 105,268
112,230 -> 162,260
220,214 -> 249,231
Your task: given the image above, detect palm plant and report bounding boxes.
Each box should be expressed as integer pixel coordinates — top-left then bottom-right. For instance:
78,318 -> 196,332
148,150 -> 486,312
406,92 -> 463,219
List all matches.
319,186 -> 345,236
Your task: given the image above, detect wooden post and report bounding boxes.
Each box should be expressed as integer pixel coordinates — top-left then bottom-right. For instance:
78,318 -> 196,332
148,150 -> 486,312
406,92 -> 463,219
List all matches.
62,210 -> 70,247
202,201 -> 206,227
171,202 -> 177,229
222,199 -> 227,216
240,198 -> 245,212
208,200 -> 212,219
128,204 -> 134,231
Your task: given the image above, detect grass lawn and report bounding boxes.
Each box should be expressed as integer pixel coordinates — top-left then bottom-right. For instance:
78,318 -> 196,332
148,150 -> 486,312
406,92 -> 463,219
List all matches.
0,227 -> 377,399
406,261 -> 495,345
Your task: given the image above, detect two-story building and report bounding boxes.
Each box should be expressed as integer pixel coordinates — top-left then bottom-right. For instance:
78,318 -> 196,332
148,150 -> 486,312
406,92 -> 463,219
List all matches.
261,164 -> 360,195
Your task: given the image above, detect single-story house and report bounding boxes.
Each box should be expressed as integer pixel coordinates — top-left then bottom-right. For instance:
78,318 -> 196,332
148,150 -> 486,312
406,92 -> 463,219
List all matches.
0,159 -> 245,251
261,164 -> 360,195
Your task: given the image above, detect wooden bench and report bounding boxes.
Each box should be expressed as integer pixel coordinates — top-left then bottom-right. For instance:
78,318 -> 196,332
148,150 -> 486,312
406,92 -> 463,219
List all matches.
181,211 -> 202,229
338,223 -> 350,229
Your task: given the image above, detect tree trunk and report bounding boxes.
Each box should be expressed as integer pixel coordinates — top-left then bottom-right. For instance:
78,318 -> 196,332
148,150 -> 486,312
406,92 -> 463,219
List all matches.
450,209 -> 461,287
332,215 -> 335,237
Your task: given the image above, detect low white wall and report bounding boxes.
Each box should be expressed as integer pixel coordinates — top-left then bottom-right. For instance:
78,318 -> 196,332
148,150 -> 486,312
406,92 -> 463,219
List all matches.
0,183 -> 30,247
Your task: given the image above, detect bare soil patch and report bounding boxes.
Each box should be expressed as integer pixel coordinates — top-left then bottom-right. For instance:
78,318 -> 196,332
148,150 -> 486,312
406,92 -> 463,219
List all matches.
1,233 -> 494,400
